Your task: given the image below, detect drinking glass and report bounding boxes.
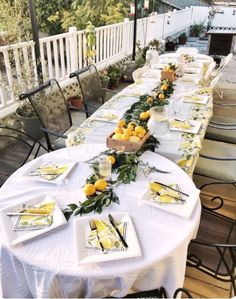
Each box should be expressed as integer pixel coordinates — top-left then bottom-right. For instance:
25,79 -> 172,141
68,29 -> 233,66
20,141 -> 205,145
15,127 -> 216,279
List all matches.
99,158 -> 112,179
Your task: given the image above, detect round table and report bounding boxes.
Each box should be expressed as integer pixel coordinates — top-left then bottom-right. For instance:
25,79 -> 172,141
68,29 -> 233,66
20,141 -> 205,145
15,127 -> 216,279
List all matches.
0,144 -> 201,298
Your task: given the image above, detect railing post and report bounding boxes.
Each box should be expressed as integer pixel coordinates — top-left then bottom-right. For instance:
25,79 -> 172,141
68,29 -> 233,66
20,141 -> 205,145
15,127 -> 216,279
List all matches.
69,27 -> 78,72
122,18 -> 130,55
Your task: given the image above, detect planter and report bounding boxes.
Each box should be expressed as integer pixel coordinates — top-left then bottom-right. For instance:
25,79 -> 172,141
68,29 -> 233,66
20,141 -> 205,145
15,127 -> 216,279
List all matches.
16,107 -> 44,140
178,37 -> 187,45
108,77 -> 120,90
100,76 -> 110,89
67,96 -> 83,109
123,61 -> 138,82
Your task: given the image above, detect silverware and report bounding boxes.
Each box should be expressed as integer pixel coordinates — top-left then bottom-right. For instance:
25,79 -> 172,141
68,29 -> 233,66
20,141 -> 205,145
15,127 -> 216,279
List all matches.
89,219 -> 105,252
108,214 -> 128,249
154,192 -> 186,203
7,212 -> 48,216
154,181 -> 189,197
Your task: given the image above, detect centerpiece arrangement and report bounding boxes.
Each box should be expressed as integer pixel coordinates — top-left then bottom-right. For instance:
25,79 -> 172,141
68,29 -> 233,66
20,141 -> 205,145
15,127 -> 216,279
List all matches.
161,64 -> 177,82
64,79 -> 174,219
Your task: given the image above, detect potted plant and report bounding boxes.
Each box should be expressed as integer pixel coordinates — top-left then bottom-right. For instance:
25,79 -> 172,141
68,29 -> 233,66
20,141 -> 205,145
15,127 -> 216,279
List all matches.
67,96 -> 83,109
99,74 -> 110,89
107,65 -> 122,89
190,23 -> 205,38
178,32 -> 188,45
165,36 -> 177,51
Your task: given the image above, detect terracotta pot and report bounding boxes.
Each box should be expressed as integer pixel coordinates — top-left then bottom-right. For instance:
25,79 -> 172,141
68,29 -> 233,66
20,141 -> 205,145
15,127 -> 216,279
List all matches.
67,97 -> 83,108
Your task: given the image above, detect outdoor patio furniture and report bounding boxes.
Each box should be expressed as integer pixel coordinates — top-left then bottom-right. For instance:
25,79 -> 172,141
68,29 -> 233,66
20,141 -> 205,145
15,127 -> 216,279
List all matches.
0,126 -> 48,186
187,205 -> 236,295
123,287 -> 193,298
69,64 -> 116,118
19,79 -> 80,151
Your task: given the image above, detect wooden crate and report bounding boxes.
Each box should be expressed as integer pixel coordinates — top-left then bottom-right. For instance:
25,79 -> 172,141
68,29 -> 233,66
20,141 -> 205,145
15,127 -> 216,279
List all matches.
106,131 -> 150,152
161,70 -> 176,82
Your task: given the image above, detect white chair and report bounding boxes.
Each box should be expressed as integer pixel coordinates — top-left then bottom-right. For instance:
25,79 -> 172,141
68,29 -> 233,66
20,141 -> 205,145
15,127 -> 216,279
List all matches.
204,61 -> 216,81
132,66 -> 149,82
176,47 -> 199,56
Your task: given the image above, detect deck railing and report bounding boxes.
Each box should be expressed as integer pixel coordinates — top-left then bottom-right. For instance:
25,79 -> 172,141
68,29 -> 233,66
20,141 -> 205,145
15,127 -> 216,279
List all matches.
0,5 -> 234,117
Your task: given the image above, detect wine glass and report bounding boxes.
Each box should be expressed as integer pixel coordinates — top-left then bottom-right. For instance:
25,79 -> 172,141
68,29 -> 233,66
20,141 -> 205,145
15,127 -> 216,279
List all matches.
99,158 -> 112,179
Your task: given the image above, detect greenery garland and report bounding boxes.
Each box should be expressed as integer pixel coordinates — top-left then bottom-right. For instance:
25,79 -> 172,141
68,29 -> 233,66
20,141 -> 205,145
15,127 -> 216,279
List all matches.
63,80 -> 174,220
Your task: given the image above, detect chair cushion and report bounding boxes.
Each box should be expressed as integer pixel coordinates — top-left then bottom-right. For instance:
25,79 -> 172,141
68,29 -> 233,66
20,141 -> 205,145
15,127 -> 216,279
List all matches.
206,125 -> 236,144
195,139 -> 236,181
53,126 -> 78,150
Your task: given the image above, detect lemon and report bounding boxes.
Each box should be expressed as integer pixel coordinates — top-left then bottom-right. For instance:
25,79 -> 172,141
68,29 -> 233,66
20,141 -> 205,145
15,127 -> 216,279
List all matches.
114,127 -> 123,134
83,184 -> 96,196
141,127 -> 146,135
102,239 -> 113,249
112,133 -> 123,140
121,133 -> 130,141
129,136 -> 141,143
140,111 -> 150,120
127,123 -> 135,131
94,219 -> 107,232
138,133 -> 144,139
146,96 -> 154,104
132,131 -> 138,136
149,182 -> 162,192
118,120 -> 126,127
158,93 -> 165,100
135,125 -> 144,134
106,156 -> 116,165
161,84 -> 168,91
94,179 -> 108,191
123,128 -> 132,136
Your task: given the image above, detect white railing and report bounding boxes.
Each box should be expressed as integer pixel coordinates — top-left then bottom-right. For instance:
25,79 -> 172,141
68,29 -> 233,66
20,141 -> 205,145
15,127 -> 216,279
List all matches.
1,6 -> 235,117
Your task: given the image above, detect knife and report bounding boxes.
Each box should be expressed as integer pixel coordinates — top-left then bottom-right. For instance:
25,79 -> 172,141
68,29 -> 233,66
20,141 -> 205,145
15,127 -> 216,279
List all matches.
108,214 -> 128,249
154,181 -> 189,197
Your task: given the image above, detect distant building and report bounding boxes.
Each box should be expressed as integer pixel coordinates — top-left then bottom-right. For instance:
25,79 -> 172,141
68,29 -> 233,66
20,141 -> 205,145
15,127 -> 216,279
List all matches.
158,0 -> 208,13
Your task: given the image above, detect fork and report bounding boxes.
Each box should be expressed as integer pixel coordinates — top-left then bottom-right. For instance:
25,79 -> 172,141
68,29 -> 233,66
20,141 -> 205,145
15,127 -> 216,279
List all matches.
89,219 -> 105,252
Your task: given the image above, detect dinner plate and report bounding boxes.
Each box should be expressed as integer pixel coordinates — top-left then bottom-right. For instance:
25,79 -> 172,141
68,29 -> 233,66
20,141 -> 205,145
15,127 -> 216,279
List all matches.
183,94 -> 209,105
141,183 -> 200,219
0,194 -> 67,246
73,212 -> 142,264
21,157 -> 77,185
170,120 -> 202,134
91,109 -> 124,124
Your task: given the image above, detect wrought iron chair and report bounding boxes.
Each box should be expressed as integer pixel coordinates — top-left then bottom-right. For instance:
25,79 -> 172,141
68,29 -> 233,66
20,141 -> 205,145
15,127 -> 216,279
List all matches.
0,126 -> 48,186
69,64 -> 116,118
110,287 -> 193,298
187,204 -> 236,295
19,79 -> 80,151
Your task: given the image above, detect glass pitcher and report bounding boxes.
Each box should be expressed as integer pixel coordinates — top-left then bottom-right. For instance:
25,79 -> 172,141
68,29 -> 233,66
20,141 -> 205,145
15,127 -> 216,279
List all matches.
147,106 -> 169,136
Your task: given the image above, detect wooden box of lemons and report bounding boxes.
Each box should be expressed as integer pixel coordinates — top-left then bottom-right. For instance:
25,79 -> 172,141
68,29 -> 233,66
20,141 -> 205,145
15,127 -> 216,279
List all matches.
88,219 -> 126,250
149,182 -> 180,204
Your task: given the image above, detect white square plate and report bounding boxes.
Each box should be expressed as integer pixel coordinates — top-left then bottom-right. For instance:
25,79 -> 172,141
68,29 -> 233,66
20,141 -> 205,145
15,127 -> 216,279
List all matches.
21,157 -> 77,184
183,94 -> 209,105
73,212 -> 142,264
0,194 -> 67,247
141,185 -> 200,218
91,109 -> 124,123
170,120 -> 202,134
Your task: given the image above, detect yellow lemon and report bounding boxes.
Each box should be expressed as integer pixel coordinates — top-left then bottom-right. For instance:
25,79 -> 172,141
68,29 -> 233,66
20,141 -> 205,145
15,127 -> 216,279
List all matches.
149,182 -> 162,192
114,127 -> 123,134
158,93 -> 165,100
129,136 -> 141,143
121,133 -> 130,141
135,125 -> 144,134
83,184 -> 96,196
141,127 -> 146,135
161,84 -> 168,91
132,131 -> 138,136
106,156 -> 116,165
118,120 -> 126,127
94,179 -> 108,191
159,195 -> 172,203
140,111 -> 150,120
138,133 -> 144,139
146,96 -> 154,104
123,128 -> 132,136
112,133 -> 123,140
127,123 -> 135,131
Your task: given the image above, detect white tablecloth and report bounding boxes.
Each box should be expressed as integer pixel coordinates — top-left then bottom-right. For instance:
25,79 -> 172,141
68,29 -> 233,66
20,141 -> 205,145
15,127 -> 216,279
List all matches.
0,144 -> 201,298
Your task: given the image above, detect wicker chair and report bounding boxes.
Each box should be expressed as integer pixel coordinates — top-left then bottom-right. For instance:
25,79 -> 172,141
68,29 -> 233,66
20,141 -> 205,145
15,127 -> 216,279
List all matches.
69,64 -> 116,118
187,205 -> 236,295
19,79 -> 80,151
0,126 -> 48,186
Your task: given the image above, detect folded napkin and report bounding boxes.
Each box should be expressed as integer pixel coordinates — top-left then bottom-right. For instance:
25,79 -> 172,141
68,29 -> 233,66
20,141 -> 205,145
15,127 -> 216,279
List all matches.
31,164 -> 68,181
87,219 -> 127,251
149,182 -> 186,204
14,198 -> 55,230
171,120 -> 191,130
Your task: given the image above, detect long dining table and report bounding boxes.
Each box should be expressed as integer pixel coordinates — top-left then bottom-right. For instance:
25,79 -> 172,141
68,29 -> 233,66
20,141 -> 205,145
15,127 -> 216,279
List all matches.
0,52 -> 213,298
